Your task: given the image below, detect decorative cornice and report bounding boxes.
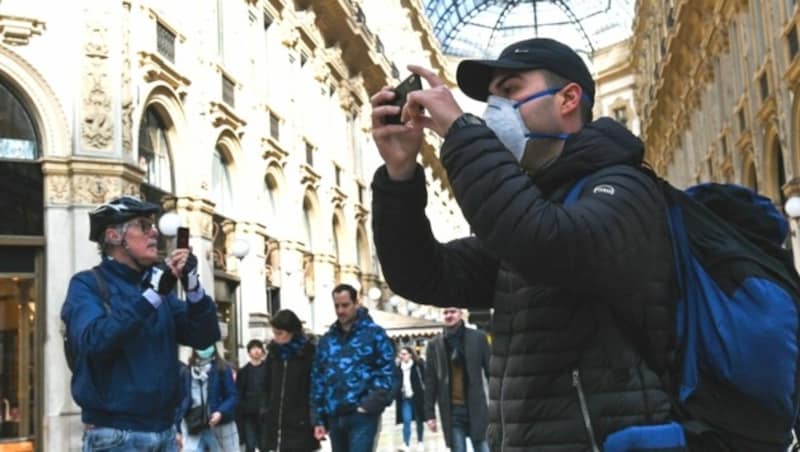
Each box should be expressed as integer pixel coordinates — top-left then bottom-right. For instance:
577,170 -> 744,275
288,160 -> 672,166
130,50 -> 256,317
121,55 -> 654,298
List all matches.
209,101 -> 247,131
138,51 -> 191,96
300,164 -> 321,191
261,136 -> 288,167
0,14 -> 45,46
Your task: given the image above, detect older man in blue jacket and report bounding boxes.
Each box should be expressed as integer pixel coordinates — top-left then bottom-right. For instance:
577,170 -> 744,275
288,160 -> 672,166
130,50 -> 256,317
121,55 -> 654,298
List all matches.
61,196 -> 220,451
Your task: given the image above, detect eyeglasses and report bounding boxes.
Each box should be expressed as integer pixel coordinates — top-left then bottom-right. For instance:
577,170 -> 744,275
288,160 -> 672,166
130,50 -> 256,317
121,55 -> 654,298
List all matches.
127,218 -> 156,233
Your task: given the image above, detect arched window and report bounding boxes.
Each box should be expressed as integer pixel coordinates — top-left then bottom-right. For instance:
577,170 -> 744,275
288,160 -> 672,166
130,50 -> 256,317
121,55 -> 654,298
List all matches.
0,80 -> 38,160
264,174 -> 278,220
138,107 -> 173,193
211,146 -> 233,216
356,228 -> 369,271
774,141 -> 787,206
302,197 -> 313,250
332,216 -> 342,263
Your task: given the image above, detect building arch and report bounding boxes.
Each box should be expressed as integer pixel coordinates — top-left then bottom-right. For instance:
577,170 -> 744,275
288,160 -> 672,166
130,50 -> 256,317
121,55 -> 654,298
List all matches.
0,45 -> 69,157
301,188 -> 322,253
356,224 -> 370,274
212,128 -> 242,217
135,85 -> 187,192
263,163 -> 285,236
741,152 -> 758,192
763,127 -> 787,205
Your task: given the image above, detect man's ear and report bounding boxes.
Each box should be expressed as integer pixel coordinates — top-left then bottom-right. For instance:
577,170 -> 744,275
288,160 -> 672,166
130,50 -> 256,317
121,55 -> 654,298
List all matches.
105,227 -> 122,245
559,83 -> 583,117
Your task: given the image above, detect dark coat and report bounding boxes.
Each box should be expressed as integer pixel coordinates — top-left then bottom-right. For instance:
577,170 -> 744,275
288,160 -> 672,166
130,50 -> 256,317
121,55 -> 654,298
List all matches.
262,339 -> 320,451
394,360 -> 426,425
371,118 -> 676,451
235,361 -> 268,416
423,327 -> 490,447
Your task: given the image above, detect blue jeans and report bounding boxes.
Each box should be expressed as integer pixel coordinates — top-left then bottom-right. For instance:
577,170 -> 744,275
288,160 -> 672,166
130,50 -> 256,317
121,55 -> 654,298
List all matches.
328,411 -> 380,452
82,426 -> 177,452
401,398 -> 424,446
451,405 -> 488,452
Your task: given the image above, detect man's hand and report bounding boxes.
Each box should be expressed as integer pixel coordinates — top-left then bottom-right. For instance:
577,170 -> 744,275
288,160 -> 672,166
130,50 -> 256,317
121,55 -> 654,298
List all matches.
371,87 -> 424,181
402,65 -> 463,138
175,432 -> 183,449
166,248 -> 190,279
426,419 -> 437,432
209,411 -> 222,427
179,253 -> 200,291
314,425 -> 327,440
145,262 -> 177,296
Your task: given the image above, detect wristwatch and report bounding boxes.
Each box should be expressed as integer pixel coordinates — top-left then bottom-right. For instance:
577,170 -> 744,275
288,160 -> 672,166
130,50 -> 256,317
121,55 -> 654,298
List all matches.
446,113 -> 485,139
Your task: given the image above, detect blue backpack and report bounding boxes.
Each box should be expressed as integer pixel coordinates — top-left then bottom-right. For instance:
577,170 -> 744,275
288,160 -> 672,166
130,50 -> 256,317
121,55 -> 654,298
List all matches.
567,175 -> 800,450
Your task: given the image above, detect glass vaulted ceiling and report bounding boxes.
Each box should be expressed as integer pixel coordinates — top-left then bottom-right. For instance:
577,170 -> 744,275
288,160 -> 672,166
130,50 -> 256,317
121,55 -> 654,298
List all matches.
423,0 -> 635,58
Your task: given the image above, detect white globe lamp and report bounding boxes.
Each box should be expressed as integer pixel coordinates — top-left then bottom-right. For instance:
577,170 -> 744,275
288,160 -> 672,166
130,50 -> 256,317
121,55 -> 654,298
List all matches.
158,211 -> 181,237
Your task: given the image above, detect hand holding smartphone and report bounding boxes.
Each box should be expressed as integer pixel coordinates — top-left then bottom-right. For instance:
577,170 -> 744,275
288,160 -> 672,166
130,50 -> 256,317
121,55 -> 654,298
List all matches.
384,73 -> 423,124
176,227 -> 190,249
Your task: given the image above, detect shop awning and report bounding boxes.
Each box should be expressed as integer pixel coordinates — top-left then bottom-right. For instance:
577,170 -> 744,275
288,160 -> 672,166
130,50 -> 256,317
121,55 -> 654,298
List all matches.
367,308 -> 444,339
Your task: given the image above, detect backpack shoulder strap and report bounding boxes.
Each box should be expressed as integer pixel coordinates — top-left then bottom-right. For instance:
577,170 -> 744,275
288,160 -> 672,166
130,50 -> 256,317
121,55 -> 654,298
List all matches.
564,175 -> 593,206
91,266 -> 111,313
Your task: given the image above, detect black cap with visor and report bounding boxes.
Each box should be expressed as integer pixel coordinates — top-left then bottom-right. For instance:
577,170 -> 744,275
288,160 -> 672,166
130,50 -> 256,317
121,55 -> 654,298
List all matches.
456,37 -> 595,105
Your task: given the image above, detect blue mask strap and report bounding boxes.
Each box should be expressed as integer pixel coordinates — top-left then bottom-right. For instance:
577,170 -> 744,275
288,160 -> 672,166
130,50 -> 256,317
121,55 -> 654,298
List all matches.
526,132 -> 570,140
513,88 -> 561,108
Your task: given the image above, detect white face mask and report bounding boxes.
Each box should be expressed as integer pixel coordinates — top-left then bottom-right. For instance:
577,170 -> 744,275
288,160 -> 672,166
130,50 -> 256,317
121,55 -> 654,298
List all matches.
482,89 -> 570,162
483,95 -> 528,161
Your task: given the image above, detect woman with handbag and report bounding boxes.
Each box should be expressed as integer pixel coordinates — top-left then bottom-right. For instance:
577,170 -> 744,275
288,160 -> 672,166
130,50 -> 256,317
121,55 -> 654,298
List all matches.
262,309 -> 320,452
395,346 -> 426,452
178,344 -> 240,451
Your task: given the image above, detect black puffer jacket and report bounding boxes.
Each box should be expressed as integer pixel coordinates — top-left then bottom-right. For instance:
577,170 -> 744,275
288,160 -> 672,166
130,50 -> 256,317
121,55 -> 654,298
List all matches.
262,340 -> 320,451
372,118 -> 677,451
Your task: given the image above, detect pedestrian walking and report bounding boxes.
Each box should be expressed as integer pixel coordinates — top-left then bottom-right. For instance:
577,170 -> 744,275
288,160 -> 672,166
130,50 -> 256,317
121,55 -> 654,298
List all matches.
395,346 -> 425,452
236,339 -> 268,452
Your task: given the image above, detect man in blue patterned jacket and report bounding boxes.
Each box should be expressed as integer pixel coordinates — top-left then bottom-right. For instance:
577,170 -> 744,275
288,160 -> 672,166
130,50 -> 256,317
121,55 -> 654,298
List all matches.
310,283 -> 396,452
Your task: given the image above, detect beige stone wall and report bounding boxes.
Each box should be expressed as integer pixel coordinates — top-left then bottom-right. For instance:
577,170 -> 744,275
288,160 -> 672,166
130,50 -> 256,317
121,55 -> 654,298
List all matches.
631,0 -> 799,195
0,0 -> 467,449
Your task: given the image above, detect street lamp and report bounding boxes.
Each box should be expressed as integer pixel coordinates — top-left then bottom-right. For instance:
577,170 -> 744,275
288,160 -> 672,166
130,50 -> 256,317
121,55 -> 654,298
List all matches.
367,286 -> 382,306
158,211 -> 181,237
785,196 -> 800,219
230,237 -> 250,362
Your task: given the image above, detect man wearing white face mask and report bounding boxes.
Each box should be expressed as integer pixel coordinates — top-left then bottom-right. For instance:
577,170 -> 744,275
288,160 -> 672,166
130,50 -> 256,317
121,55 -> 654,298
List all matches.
369,38 -> 688,451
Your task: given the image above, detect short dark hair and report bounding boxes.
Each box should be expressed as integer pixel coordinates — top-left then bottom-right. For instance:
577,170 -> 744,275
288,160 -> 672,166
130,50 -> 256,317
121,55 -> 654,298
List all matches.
271,309 -> 303,335
331,283 -> 358,303
246,339 -> 264,352
540,69 -> 593,124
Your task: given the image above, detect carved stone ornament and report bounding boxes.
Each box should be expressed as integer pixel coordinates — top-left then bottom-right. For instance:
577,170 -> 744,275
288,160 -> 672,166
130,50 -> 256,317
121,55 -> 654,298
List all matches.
82,21 -> 113,151
0,14 -> 45,46
121,4 -> 134,153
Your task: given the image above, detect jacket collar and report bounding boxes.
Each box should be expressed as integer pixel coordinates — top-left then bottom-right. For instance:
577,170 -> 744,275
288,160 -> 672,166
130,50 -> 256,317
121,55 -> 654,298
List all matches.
530,117 -> 644,193
99,255 -> 148,284
330,307 -> 373,336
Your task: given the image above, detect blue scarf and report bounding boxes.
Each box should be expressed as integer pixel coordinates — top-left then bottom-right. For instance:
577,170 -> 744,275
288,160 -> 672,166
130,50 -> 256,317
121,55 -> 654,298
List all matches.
276,334 -> 307,361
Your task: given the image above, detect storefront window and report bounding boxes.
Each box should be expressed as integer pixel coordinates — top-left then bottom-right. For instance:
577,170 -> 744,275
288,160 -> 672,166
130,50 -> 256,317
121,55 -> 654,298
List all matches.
0,248 -> 37,444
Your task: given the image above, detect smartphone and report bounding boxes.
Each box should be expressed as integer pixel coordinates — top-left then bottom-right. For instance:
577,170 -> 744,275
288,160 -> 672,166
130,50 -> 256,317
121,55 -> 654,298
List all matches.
176,227 -> 190,249
385,73 -> 423,125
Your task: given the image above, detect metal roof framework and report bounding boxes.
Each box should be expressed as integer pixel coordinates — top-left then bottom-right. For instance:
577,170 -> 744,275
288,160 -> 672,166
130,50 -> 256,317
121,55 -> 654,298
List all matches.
422,0 -> 635,58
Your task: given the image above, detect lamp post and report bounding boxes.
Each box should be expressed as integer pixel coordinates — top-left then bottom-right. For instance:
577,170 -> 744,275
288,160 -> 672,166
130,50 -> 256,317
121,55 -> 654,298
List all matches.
230,237 -> 250,362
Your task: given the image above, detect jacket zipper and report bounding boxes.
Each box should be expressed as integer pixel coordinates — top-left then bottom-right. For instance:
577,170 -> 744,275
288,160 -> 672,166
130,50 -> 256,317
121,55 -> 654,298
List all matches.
572,369 -> 600,452
276,360 -> 288,451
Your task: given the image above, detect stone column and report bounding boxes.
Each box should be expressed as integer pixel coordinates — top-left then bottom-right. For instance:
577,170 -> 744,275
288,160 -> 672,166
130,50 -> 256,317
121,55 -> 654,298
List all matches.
41,157 -> 143,451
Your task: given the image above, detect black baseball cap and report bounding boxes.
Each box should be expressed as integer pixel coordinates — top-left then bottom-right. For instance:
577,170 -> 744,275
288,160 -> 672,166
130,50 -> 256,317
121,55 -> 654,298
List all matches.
456,37 -> 595,104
